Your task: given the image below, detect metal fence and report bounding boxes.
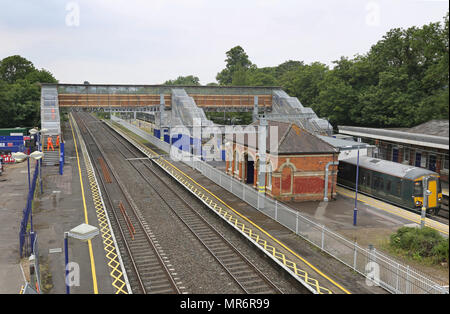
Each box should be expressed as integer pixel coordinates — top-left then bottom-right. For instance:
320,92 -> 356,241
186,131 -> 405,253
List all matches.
111,115 -> 448,294
19,160 -> 39,257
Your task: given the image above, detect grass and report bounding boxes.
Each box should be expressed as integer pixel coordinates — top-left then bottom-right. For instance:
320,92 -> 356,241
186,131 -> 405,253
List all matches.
384,226 -> 449,266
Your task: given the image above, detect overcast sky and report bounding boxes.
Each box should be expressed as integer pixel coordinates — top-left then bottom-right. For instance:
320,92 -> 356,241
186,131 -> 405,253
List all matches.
1,0 -> 448,85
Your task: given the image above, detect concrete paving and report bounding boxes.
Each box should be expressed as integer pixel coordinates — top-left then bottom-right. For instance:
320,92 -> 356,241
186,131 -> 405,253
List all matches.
0,161 -> 30,293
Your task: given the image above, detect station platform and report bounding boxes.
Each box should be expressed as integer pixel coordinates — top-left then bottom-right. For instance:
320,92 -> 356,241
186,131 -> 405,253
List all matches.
18,118 -> 129,294
335,186 -> 448,236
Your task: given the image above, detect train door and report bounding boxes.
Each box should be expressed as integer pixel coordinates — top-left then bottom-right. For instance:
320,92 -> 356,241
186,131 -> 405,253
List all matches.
426,178 -> 438,209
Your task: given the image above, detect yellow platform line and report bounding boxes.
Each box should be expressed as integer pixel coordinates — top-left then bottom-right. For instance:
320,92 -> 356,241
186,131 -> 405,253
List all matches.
69,114 -> 98,294
71,114 -> 128,294
110,121 -> 351,294
337,186 -> 448,236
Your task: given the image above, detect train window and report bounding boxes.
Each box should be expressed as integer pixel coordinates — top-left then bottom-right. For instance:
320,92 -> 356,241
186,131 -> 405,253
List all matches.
396,182 -> 402,196
373,176 -> 379,189
386,180 -> 391,192
413,181 -> 422,196
360,173 -> 366,186
379,178 -> 384,190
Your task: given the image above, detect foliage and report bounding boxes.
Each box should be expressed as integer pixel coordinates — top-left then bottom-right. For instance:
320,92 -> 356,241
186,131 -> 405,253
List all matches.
389,226 -> 448,264
214,12 -> 448,128
216,46 -> 254,85
206,112 -> 253,125
163,75 -> 201,86
0,55 -> 57,128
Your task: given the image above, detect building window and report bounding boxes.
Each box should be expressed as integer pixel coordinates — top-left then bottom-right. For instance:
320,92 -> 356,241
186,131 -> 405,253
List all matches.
403,148 -> 410,163
392,147 -> 399,163
443,155 -> 449,171
234,150 -> 239,172
421,153 -> 427,168
429,155 -> 437,172
415,152 -> 422,167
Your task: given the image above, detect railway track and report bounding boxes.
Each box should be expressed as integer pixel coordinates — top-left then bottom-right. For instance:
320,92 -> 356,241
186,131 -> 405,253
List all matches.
73,113 -> 180,294
81,112 -> 284,294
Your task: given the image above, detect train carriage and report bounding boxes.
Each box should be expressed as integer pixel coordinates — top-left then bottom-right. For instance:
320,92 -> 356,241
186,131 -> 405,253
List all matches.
338,156 -> 442,215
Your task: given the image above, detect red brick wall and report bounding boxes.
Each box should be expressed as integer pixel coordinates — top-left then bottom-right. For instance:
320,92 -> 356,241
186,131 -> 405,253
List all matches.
227,143 -> 337,201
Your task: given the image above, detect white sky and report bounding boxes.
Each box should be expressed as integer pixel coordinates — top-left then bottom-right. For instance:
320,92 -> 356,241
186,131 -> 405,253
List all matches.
0,0 -> 448,85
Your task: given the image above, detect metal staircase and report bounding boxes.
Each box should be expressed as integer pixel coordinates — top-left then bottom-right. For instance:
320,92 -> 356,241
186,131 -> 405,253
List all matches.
42,135 -> 60,166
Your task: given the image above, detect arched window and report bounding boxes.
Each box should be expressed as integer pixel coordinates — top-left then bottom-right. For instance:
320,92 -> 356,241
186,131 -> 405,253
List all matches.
281,165 -> 293,194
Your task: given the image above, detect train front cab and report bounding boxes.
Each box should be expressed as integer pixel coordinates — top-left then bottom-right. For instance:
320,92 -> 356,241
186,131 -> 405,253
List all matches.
412,175 -> 442,215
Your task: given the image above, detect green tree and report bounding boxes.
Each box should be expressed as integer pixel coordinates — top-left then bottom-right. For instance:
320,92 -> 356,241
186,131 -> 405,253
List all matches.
163,75 -> 201,85
216,46 -> 253,85
0,55 -> 57,128
0,55 -> 35,84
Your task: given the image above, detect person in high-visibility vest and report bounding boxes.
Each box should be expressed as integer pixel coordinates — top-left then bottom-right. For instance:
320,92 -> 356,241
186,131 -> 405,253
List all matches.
47,136 -> 54,151
56,135 -> 60,148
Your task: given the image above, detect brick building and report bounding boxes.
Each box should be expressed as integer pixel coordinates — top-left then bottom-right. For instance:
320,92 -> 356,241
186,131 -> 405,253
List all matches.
225,121 -> 339,201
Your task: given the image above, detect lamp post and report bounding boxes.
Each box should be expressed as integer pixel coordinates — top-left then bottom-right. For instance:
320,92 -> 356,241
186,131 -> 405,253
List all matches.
12,151 -> 45,191
64,223 -> 99,294
353,138 -> 362,226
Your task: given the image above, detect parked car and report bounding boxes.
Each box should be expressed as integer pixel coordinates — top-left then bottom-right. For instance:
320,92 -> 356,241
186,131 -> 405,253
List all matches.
0,155 -> 3,175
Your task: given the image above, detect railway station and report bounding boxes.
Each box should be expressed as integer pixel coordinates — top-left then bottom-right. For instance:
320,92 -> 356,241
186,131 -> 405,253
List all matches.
1,82 -> 447,296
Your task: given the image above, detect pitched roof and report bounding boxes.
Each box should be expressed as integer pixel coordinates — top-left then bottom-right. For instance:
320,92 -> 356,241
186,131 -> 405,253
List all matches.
407,120 -> 449,137
234,120 -> 338,154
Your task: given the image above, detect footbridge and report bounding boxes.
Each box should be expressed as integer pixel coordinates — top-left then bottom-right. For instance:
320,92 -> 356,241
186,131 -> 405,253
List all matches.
40,83 -> 332,136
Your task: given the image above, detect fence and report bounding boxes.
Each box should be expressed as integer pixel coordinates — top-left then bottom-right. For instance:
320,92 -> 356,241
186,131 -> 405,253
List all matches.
111,115 -> 448,294
19,160 -> 39,258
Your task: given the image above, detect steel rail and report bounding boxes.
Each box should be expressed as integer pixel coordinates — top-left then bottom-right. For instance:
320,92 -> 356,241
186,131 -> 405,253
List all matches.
73,113 -> 146,294
94,113 -> 284,294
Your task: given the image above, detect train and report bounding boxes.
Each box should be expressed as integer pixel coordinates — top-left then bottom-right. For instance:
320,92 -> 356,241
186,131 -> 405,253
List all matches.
338,156 -> 443,215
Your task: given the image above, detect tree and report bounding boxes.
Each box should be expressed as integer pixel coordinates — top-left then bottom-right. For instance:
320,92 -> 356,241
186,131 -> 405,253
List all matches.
216,46 -> 253,85
0,55 -> 57,128
163,75 -> 201,86
0,55 -> 35,84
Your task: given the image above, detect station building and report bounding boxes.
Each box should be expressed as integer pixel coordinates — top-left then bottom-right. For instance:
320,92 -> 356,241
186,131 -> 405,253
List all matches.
338,120 -> 449,183
226,121 -> 339,202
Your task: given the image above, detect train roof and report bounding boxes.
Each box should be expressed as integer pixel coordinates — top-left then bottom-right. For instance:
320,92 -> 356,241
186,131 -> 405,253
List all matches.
340,156 -> 438,180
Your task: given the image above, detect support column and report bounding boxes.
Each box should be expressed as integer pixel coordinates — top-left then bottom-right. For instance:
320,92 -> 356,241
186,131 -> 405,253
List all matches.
159,94 -> 165,141
258,115 -> 267,208
252,96 -> 259,123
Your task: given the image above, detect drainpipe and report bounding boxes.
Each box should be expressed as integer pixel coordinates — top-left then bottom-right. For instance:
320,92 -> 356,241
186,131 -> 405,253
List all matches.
324,161 -> 339,202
